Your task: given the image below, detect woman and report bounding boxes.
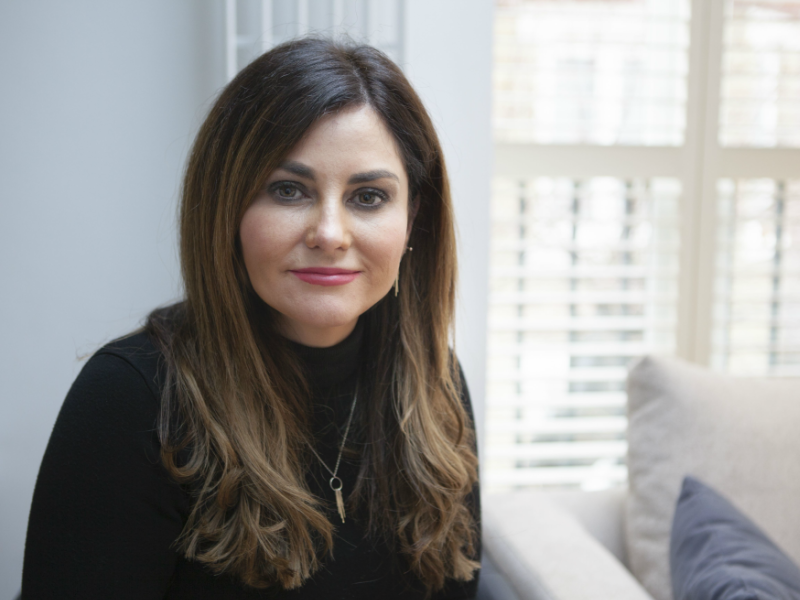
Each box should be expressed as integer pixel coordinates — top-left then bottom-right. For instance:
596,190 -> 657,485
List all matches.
22,38 -> 480,599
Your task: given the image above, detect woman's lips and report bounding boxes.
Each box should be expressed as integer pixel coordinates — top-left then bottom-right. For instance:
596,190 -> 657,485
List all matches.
289,268 -> 360,286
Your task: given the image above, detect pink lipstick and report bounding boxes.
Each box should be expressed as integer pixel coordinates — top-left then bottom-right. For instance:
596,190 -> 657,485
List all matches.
290,267 -> 360,286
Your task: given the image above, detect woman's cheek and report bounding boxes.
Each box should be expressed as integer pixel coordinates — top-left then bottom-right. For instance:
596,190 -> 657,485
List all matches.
363,223 -> 408,275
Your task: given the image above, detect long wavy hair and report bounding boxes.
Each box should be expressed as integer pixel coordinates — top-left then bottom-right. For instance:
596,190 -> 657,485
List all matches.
146,38 -> 479,592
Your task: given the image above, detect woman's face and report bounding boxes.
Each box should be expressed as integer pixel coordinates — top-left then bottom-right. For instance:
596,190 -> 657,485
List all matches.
239,105 -> 414,347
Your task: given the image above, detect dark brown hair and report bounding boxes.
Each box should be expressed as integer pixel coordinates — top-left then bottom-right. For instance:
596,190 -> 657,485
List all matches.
147,37 -> 479,592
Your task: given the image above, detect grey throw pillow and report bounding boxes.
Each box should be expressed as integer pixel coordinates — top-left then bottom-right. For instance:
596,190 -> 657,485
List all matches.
671,475 -> 800,600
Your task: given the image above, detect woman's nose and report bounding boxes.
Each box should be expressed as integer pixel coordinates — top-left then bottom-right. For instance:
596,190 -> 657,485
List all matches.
304,198 -> 351,252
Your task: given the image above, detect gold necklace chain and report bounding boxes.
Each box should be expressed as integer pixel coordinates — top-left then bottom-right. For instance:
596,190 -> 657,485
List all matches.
308,384 -> 358,523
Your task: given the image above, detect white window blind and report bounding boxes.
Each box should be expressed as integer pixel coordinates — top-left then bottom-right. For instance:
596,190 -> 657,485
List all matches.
719,0 -> 800,147
488,0 -> 691,491
712,179 -> 800,375
486,176 -> 680,489
494,0 -> 691,145
226,0 -> 404,80
488,0 -> 800,492
709,0 -> 800,375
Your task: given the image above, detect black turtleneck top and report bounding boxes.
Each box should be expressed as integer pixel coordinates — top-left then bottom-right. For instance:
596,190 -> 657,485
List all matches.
22,321 -> 480,599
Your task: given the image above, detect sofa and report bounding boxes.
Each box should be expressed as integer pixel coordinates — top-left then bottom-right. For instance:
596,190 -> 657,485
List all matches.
479,355 -> 800,600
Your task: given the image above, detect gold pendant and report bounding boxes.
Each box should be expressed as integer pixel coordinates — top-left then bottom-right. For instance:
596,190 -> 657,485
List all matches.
335,488 -> 346,523
330,477 -> 346,523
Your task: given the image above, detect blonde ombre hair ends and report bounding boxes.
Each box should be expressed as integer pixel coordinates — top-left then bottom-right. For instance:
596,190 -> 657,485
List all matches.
146,38 -> 479,592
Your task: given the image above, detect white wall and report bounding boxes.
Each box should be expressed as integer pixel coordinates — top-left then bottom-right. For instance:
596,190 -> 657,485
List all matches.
0,1 -> 226,595
404,1 -> 494,448
0,1 -> 492,595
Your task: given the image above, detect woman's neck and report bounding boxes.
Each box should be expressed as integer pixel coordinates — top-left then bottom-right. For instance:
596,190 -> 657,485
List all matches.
277,317 -> 358,348
285,317 -> 364,391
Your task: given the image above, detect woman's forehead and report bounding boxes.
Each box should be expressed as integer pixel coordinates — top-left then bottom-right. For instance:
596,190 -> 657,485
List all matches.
277,105 -> 408,184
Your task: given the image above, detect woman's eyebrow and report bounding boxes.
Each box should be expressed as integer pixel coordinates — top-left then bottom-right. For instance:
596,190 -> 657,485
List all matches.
278,161 -> 315,179
348,170 -> 399,184
276,163 -> 398,185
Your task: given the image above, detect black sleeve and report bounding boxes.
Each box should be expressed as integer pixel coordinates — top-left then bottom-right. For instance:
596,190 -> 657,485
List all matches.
435,360 -> 482,600
22,352 -> 188,600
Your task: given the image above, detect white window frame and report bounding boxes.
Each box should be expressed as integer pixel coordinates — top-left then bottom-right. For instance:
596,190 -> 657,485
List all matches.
494,0 -> 800,369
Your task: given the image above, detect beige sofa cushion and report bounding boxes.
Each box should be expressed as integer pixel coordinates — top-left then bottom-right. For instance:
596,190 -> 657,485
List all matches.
625,355 -> 800,600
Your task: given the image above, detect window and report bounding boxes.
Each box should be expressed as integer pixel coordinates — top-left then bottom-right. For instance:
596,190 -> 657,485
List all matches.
713,178 -> 800,374
226,0 -> 404,80
719,0 -> 800,147
712,1 -> 800,374
487,0 -> 800,491
494,0 -> 690,145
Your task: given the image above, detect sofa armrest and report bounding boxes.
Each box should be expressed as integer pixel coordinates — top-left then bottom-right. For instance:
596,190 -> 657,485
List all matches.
483,491 -> 654,600
538,487 -> 629,567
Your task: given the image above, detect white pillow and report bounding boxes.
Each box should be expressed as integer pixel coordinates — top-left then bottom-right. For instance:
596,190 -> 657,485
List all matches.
625,355 -> 800,600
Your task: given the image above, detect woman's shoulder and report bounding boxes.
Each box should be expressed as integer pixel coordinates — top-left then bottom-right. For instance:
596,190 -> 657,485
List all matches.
59,329 -> 166,437
91,328 -> 165,401
25,329 -> 188,598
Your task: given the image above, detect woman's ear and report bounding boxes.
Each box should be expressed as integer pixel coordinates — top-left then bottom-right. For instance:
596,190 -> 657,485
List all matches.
406,195 -> 420,242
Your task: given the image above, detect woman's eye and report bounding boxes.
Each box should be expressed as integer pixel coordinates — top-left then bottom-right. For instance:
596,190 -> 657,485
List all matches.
356,190 -> 387,207
273,183 -> 302,200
